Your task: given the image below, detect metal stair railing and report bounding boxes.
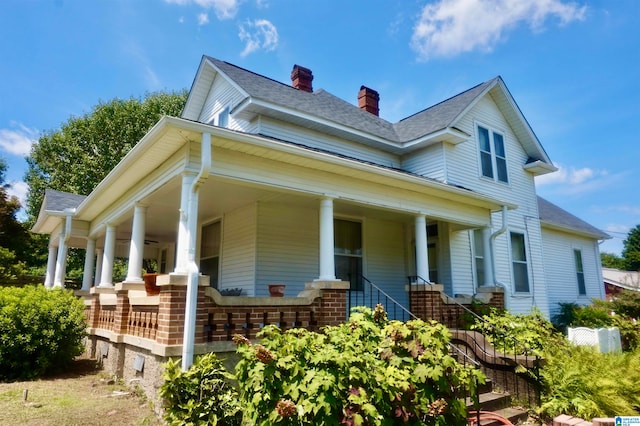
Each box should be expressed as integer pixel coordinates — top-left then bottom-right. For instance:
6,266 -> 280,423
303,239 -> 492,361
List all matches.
348,274 -> 483,424
408,275 -> 542,406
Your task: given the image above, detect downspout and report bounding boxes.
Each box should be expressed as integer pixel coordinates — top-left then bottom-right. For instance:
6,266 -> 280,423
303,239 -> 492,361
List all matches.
182,133 -> 212,370
490,205 -> 509,308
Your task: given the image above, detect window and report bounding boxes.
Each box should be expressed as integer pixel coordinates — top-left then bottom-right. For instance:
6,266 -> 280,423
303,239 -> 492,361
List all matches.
473,229 -> 485,287
510,232 -> 529,292
217,107 -> 229,128
478,125 -> 508,183
574,249 -> 586,295
200,221 -> 221,288
334,219 -> 362,290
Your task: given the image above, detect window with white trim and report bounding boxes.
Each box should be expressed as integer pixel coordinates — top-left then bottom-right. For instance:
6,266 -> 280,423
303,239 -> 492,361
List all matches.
574,249 -> 586,295
510,232 -> 530,292
200,221 -> 221,288
217,107 -> 229,128
473,229 -> 484,287
334,219 -> 363,290
478,125 -> 508,183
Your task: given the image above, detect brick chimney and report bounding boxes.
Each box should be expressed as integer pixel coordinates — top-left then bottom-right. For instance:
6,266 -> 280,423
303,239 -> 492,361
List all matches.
358,86 -> 379,116
291,65 -> 313,93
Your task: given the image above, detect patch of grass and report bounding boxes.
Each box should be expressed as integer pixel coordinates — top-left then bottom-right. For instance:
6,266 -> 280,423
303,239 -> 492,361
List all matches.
0,357 -> 162,426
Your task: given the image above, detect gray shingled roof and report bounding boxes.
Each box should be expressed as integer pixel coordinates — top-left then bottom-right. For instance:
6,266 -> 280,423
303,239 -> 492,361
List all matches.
538,196 -> 609,239
43,189 -> 87,213
394,79 -> 497,141
206,56 -> 493,144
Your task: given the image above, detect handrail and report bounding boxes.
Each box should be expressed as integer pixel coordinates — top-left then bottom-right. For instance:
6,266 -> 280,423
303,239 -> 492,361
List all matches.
407,278 -> 542,406
348,274 -> 482,422
350,274 -> 480,366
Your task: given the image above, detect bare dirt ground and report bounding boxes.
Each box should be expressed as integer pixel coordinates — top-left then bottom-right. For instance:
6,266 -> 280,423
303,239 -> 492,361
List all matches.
0,358 -> 163,426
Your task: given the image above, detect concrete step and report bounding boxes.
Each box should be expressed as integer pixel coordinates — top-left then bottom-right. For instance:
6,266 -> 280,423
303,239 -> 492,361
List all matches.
467,407 -> 529,426
467,391 -> 512,412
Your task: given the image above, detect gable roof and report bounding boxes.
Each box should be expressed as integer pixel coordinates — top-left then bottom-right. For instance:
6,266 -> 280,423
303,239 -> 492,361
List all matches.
394,79 -> 496,141
538,196 -> 609,240
182,56 -> 555,167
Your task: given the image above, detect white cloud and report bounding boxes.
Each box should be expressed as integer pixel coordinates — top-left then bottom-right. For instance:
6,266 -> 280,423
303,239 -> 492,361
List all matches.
197,12 -> 209,25
0,122 -> 38,157
238,19 -> 278,57
535,163 -> 626,196
165,0 -> 239,20
411,0 -> 586,60
535,164 -> 604,186
6,180 -> 28,210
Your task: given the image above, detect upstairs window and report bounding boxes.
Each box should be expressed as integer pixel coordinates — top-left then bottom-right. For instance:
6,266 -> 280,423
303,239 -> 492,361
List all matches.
574,249 -> 586,295
510,232 -> 530,293
478,125 -> 508,183
217,107 -> 229,128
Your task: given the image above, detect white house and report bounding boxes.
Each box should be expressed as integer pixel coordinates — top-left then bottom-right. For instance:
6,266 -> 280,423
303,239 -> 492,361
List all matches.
32,55 -> 608,320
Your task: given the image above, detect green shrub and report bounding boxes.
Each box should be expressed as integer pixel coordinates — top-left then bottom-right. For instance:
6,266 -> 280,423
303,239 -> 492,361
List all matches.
472,307 -> 560,356
539,345 -> 640,419
159,352 -> 241,426
234,305 -> 483,426
0,286 -> 86,380
0,247 -> 26,282
552,301 -> 640,352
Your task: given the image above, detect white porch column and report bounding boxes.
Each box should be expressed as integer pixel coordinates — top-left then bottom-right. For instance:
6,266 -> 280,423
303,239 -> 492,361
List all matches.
99,224 -> 116,287
481,227 -> 494,287
415,214 -> 430,283
126,204 -> 147,282
175,172 -> 197,274
81,238 -> 96,291
317,197 -> 336,281
44,245 -> 57,288
53,232 -> 68,288
94,248 -> 103,286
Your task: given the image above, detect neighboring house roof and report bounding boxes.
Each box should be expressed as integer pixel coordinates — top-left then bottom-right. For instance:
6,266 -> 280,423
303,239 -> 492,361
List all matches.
183,56 -> 555,171
603,267 -> 640,292
537,196 -> 610,240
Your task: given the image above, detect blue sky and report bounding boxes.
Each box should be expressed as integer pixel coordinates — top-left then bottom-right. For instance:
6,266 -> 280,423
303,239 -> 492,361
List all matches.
1,0 -> 638,255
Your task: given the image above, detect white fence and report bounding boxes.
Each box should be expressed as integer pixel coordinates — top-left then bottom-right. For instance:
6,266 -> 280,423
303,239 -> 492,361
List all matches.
567,327 -> 622,353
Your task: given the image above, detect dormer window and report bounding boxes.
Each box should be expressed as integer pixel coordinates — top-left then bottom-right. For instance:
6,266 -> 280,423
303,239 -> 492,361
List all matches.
478,125 -> 508,183
217,107 -> 229,128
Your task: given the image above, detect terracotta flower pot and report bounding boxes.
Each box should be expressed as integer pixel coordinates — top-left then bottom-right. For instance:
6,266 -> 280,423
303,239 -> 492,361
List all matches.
268,284 -> 286,297
143,273 -> 160,296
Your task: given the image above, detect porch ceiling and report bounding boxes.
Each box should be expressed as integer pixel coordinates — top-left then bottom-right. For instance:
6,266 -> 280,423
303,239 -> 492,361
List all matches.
106,174 -> 467,249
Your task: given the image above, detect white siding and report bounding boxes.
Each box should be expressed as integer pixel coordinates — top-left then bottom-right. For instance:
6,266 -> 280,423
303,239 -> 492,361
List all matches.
259,117 -> 401,169
449,228 -> 474,297
255,202 -> 319,297
197,74 -> 252,132
363,218 -> 409,312
542,227 -> 604,317
220,203 -> 257,295
402,144 -> 446,182
439,95 -> 549,315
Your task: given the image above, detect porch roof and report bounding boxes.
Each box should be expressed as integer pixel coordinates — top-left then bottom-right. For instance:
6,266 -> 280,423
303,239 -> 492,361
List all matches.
34,116 -> 517,239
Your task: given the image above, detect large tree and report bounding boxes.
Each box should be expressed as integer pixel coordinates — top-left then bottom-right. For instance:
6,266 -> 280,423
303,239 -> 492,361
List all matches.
0,159 -> 32,279
601,252 -> 625,270
622,224 -> 640,271
25,90 -> 187,223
